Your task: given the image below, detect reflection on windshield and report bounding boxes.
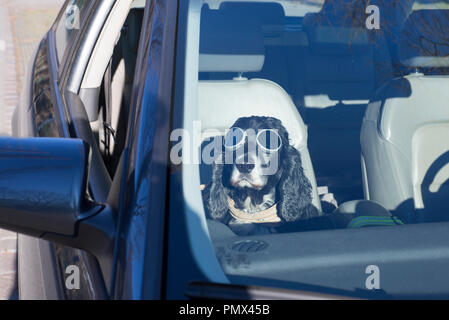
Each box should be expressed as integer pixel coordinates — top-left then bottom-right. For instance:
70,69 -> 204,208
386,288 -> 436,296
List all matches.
179,0 -> 449,298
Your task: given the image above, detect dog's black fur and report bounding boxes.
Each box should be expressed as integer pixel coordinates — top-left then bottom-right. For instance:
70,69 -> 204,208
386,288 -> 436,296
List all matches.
206,116 -> 320,233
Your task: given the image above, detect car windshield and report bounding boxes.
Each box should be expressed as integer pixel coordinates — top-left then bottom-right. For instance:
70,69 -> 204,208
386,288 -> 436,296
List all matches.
175,0 -> 449,296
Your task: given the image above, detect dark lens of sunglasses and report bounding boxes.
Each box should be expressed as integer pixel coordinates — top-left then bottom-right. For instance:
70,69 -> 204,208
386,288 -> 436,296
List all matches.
224,128 -> 245,149
257,130 -> 282,151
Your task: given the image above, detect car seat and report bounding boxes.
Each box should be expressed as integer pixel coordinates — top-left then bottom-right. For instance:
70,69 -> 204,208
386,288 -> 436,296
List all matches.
361,9 -> 449,223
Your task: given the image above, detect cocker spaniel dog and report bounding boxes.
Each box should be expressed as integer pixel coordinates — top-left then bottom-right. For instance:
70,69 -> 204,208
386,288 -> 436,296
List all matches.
204,116 -> 320,235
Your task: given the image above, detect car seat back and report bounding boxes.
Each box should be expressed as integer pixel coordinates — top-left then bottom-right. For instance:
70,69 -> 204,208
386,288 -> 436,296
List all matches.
198,3 -> 322,212
361,9 -> 449,222
298,1 -> 393,180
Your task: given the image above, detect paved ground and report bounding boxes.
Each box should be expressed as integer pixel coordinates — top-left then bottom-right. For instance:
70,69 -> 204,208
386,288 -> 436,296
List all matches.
0,0 -> 64,300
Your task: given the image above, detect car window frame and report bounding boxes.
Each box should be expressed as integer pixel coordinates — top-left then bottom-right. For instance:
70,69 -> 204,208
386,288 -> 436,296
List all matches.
58,0 -> 114,91
28,1 -> 110,299
53,0 -> 96,72
108,0 -> 178,299
46,1 -> 118,300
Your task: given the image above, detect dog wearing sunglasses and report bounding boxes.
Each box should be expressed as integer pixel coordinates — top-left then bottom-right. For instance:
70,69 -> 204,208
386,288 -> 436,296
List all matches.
205,116 -> 320,236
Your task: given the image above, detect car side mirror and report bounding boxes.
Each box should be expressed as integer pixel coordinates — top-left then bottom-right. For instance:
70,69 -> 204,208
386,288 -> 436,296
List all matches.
0,137 -> 114,265
0,137 -> 93,235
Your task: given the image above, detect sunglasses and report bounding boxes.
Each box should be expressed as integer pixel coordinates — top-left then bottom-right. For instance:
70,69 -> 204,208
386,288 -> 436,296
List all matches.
223,127 -> 283,153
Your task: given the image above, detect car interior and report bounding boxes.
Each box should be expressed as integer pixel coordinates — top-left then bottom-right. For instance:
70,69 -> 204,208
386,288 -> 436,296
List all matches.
78,0 -> 145,177
198,0 -> 396,213
198,0 -> 449,226
361,8 -> 449,224
189,0 -> 449,297
75,0 -> 449,230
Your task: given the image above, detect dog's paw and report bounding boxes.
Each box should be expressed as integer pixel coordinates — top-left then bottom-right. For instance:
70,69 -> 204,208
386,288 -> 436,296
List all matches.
229,220 -> 272,236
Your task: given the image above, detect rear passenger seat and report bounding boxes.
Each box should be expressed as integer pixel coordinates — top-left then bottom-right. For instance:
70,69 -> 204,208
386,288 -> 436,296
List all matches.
291,3 -> 393,201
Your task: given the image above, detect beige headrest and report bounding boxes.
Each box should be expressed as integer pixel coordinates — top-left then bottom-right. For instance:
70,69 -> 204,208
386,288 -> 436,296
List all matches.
198,79 -> 307,150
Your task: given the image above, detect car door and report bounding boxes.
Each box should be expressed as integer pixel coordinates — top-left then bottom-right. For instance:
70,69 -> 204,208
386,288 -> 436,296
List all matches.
54,0 -> 151,299
53,0 -> 176,300
15,0 -> 106,300
15,0 -> 117,300
15,0 -> 181,300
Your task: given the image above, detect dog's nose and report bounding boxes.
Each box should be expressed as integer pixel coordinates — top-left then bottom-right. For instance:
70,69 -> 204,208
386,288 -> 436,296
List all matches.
236,163 -> 255,174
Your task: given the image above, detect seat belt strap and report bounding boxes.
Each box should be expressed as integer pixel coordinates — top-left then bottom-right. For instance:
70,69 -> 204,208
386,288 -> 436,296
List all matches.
103,58 -> 115,159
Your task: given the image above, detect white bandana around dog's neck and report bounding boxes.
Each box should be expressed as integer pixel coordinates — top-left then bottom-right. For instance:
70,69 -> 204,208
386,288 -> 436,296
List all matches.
227,197 -> 281,224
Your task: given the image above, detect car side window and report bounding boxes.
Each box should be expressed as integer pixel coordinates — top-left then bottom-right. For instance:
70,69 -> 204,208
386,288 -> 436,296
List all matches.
96,5 -> 146,177
54,0 -> 90,63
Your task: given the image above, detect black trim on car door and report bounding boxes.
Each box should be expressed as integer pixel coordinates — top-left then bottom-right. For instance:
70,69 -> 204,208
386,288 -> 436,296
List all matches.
110,0 -> 179,300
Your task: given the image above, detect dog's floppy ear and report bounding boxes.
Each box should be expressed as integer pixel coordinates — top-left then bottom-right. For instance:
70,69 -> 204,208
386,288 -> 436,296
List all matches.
207,162 -> 229,222
277,146 -> 319,221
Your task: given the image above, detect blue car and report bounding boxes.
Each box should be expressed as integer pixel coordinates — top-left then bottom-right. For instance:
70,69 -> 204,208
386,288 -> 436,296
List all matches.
2,0 -> 449,299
